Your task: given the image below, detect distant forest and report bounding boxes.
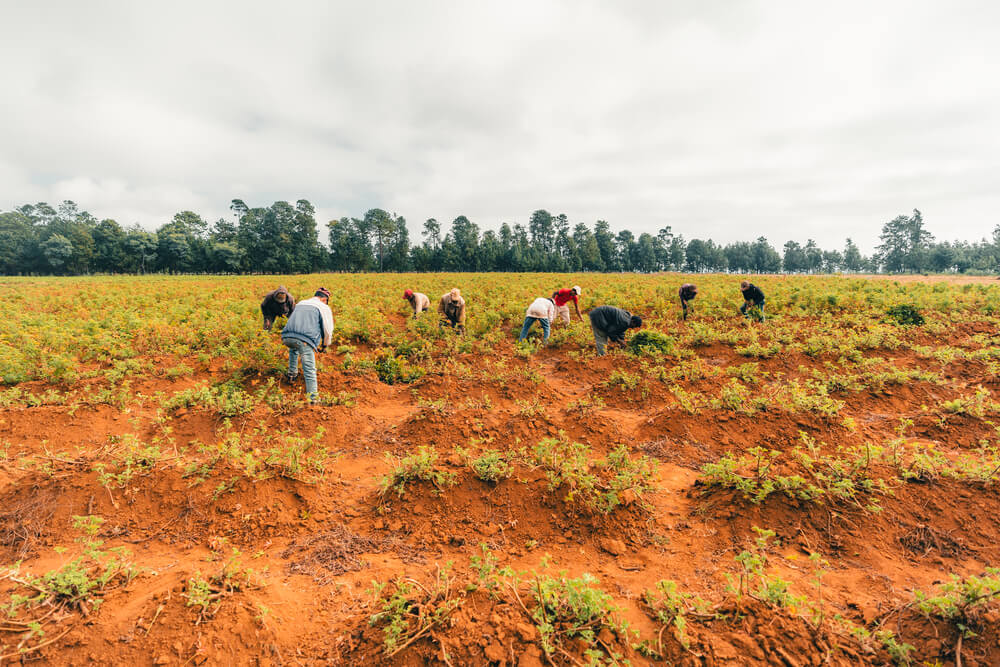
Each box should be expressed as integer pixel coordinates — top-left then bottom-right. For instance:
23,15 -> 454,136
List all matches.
1,199 -> 997,276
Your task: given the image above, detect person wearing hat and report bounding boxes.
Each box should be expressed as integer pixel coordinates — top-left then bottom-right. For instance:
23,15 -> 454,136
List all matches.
551,285 -> 583,324
438,288 -> 466,334
280,287 -> 334,405
518,297 -> 557,343
739,280 -> 766,322
260,285 -> 295,330
403,289 -> 430,318
588,305 -> 642,356
679,283 -> 698,321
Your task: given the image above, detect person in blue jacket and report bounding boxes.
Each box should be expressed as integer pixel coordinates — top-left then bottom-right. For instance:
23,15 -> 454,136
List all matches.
281,287 -> 334,405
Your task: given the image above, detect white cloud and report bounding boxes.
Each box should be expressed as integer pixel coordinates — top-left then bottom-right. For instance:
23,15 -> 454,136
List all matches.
1,0 -> 998,253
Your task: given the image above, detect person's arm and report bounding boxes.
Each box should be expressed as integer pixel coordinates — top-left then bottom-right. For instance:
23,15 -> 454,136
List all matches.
573,297 -> 582,321
438,298 -> 446,316
286,295 -> 295,314
457,301 -> 467,329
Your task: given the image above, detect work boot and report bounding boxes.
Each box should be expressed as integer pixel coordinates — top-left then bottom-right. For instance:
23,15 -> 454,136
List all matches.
283,373 -> 298,385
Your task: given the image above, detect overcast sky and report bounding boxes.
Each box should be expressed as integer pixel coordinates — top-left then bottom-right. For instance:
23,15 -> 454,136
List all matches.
1,0 -> 997,252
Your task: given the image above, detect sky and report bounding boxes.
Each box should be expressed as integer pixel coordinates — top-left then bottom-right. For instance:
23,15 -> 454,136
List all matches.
1,0 -> 998,253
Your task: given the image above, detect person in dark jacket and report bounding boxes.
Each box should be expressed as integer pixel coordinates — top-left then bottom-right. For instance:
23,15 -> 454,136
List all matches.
739,281 -> 765,321
588,305 -> 642,356
261,286 -> 295,330
679,283 -> 698,320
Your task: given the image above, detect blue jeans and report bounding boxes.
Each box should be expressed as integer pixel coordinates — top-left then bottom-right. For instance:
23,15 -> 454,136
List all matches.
740,299 -> 766,322
283,338 -> 318,399
519,316 -> 550,342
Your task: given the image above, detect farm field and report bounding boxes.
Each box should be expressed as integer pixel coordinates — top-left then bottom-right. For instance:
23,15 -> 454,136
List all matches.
2,273 -> 1000,666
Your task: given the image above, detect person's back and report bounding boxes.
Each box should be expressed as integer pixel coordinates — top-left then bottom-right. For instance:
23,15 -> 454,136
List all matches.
526,297 -> 555,320
741,282 -> 764,304
519,297 -> 556,342
404,289 -> 430,317
588,305 -> 641,355
589,305 -> 631,337
282,296 -> 334,351
261,286 -> 295,330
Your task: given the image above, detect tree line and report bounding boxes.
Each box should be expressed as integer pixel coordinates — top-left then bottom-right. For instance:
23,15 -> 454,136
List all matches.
1,200 -> 998,275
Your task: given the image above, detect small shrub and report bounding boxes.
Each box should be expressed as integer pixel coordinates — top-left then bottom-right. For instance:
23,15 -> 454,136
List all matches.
886,304 -> 924,326
379,446 -> 456,499
629,330 -> 675,355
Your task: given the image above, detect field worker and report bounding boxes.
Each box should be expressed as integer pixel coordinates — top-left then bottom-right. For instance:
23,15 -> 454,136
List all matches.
551,285 -> 583,323
438,288 -> 466,334
588,305 -> 642,356
739,280 -> 766,322
281,287 -> 334,405
261,286 -> 295,330
519,297 -> 557,343
679,283 -> 698,321
403,289 -> 430,318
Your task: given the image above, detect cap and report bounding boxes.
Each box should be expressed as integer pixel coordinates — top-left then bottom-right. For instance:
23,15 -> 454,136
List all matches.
572,285 -> 581,295
315,287 -> 331,299
404,289 -> 414,299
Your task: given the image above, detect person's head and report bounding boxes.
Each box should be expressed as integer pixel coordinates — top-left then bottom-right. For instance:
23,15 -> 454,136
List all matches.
315,287 -> 331,303
572,285 -> 581,295
403,289 -> 414,300
449,288 -> 461,300
275,291 -> 287,303
740,280 -> 750,290
629,315 -> 643,329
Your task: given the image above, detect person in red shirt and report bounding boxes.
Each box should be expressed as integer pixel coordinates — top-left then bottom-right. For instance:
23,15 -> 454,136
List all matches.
551,285 -> 583,324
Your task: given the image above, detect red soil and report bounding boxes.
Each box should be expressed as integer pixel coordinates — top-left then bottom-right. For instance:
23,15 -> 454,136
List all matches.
2,336 -> 999,666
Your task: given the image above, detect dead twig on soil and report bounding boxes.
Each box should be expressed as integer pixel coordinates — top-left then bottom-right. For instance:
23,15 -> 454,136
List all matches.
0,623 -> 74,661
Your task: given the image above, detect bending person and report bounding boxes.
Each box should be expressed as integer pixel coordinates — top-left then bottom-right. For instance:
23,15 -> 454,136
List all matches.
739,281 -> 766,322
438,288 -> 466,334
261,286 -> 295,330
679,283 -> 698,321
551,285 -> 583,323
519,297 -> 556,343
588,305 -> 642,356
403,289 -> 430,318
281,287 -> 334,405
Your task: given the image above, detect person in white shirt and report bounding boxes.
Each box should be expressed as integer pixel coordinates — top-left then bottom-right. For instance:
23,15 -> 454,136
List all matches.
518,297 -> 557,343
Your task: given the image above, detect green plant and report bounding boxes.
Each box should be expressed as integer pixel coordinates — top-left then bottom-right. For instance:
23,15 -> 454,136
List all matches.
184,547 -> 265,624
372,351 -> 426,385
532,435 -> 655,514
628,330 -> 675,355
368,564 -> 463,656
528,568 -> 630,661
468,449 -> 513,483
5,515 -> 137,620
913,568 -> 1000,639
643,579 -> 714,653
379,446 -> 456,499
